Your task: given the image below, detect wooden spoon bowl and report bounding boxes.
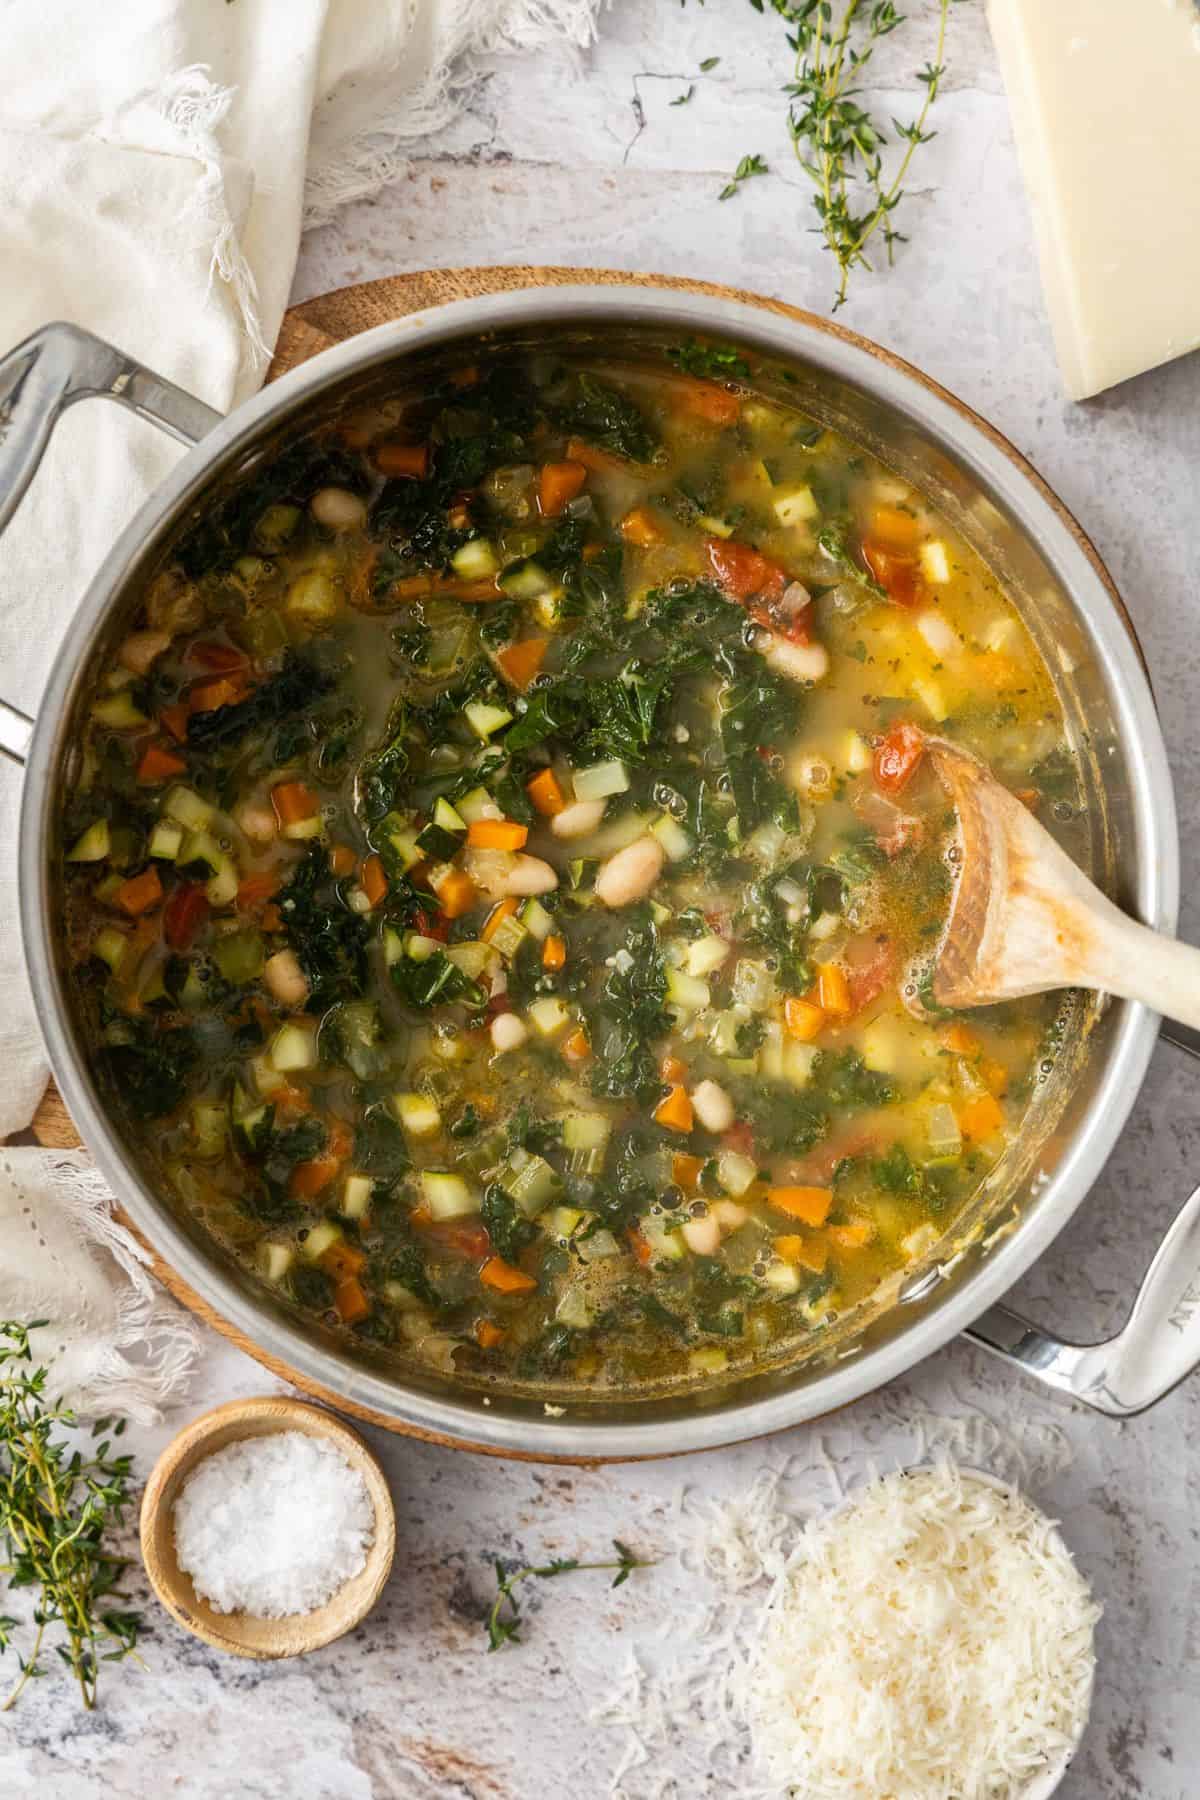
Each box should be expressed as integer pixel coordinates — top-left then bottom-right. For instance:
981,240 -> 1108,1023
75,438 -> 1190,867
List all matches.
139,1396 -> 396,1660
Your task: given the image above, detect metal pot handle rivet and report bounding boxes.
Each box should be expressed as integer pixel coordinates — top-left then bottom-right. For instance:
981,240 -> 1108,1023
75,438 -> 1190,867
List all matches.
957,1017 -> 1200,1414
0,322 -> 223,766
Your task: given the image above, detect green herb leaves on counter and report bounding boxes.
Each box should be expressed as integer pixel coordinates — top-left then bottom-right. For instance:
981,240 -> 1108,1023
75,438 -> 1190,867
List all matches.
486,1538 -> 653,1652
0,1322 -> 141,1712
719,151 -> 768,201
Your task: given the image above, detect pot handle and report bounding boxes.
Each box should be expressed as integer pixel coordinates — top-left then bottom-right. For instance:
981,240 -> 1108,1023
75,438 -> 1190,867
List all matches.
0,322 -> 224,766
961,1019 -> 1200,1414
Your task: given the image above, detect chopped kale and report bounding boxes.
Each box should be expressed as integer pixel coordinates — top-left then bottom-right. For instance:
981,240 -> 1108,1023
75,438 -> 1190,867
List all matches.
289,1264 -> 334,1313
186,650 -> 335,751
481,1183 -> 538,1262
552,373 -> 657,464
817,1049 -> 896,1110
588,911 -> 669,1104
390,948 -> 484,1011
353,1107 -> 411,1179
386,1240 -> 444,1310
720,669 -> 803,832
278,845 -> 370,1011
517,1322 -> 579,1377
176,440 -> 366,578
667,340 -> 752,382
101,1019 -> 196,1120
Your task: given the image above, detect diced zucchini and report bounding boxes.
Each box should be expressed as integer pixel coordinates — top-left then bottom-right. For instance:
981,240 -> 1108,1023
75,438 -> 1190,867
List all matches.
716,1150 -> 758,1197
842,731 -> 872,775
534,586 -> 568,629
759,1020 -> 785,1080
269,1021 -> 317,1072
489,912 -> 527,959
392,1091 -> 441,1138
697,512 -> 734,538
165,786 -> 215,832
342,1174 -> 373,1220
446,940 -> 492,980
403,931 -> 443,963
67,819 -> 111,863
540,1205 -> 587,1242
573,760 -> 629,802
651,813 -> 693,862
190,1100 -> 227,1160
382,926 -> 404,967
93,872 -> 124,905
464,700 -> 513,739
287,569 -> 340,622
302,1220 -> 343,1263
233,1104 -> 271,1153
380,813 -> 423,871
773,486 -> 817,528
92,926 -> 129,972
212,929 -> 264,985
665,967 -> 711,1012
913,677 -> 948,723
499,558 -> 552,601
576,1227 -> 621,1262
455,786 -> 502,825
91,691 -> 148,730
562,1113 -> 612,1152
518,897 -> 554,941
928,1101 -> 962,1157
259,1242 -> 295,1282
451,538 -> 499,580
205,851 -> 239,908
251,1054 -> 287,1096
502,1148 -> 561,1216
684,935 -> 731,979
419,1170 -> 479,1219
149,820 -> 184,860
415,821 -> 461,862
178,962 -> 209,1011
762,1259 -> 801,1295
689,1346 -> 729,1374
639,1213 -> 686,1262
255,502 -> 301,550
433,797 -> 467,833
555,1285 -> 592,1329
529,996 -> 571,1038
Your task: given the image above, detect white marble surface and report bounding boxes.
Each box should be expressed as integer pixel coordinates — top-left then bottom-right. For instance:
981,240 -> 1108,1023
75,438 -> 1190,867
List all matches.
6,3 -> 1200,1794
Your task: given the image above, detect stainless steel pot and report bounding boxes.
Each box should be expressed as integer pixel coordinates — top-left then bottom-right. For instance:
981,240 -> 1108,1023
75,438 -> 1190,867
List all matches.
4,284 -> 1200,1460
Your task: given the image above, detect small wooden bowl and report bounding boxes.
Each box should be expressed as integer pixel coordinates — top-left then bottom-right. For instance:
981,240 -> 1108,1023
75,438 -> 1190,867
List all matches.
140,1395 -> 396,1660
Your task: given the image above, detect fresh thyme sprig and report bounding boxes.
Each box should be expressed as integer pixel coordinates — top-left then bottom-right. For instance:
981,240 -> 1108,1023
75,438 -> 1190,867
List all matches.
486,1537 -> 652,1652
719,152 -> 769,202
749,0 -> 961,309
0,1321 -> 142,1711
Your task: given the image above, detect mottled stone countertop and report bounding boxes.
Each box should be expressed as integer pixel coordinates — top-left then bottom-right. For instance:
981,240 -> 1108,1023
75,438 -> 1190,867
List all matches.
5,4 -> 1198,1795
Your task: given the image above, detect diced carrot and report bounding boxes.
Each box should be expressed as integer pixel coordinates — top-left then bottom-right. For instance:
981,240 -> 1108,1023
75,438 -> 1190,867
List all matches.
450,365 -> 480,390
672,1152 -> 704,1194
329,844 -> 357,877
466,819 -> 528,851
136,743 -> 187,785
496,637 -> 548,690
190,639 -> 248,673
481,897 -> 519,943
862,541 -> 922,607
538,460 -> 588,517
526,767 -> 566,816
831,1221 -> 875,1249
271,780 -> 319,825
566,434 -> 635,473
660,1053 -> 686,1083
237,871 -> 280,909
115,867 -> 163,917
627,1226 -> 653,1267
679,380 -> 741,427
542,934 -> 566,971
705,536 -> 788,607
654,1084 -> 694,1134
816,963 -> 851,1015
360,853 -> 388,908
261,903 -> 282,932
159,702 -> 189,743
959,1094 -> 1005,1143
774,1233 -> 829,1273
188,673 -> 249,715
480,1255 -> 538,1294
940,1022 -> 980,1058
374,441 -> 429,479
767,1185 -> 834,1226
981,1058 -> 1009,1098
430,867 -> 478,919
868,504 -> 919,547
441,577 -> 502,603
291,1155 -> 341,1198
321,1240 -> 366,1281
475,1318 -> 505,1349
619,506 -> 666,548
333,1277 -> 370,1326
272,1084 -> 312,1116
784,996 -> 825,1042
561,1026 -> 591,1063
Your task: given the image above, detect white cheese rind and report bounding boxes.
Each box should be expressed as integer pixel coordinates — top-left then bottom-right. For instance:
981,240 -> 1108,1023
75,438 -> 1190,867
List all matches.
989,0 -> 1200,399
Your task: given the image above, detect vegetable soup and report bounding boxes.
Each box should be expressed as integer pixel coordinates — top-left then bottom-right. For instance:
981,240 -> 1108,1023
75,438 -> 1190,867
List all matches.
60,347 -> 1078,1390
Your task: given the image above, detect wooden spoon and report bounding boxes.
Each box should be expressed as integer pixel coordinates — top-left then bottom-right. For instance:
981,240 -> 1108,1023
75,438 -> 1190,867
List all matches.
926,738 -> 1200,1028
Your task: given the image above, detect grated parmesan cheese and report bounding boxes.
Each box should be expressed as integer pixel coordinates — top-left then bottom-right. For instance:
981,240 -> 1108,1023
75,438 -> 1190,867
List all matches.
732,1465 -> 1098,1800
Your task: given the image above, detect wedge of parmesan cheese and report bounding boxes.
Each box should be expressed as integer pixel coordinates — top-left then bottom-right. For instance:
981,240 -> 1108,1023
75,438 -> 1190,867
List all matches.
733,1465 -> 1099,1800
989,0 -> 1200,398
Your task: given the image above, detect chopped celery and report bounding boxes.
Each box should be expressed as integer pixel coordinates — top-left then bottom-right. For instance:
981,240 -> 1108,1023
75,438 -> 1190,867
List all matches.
148,820 -> 184,860
91,691 -> 148,731
502,1149 -> 561,1216
419,1170 -> 479,1219
573,760 -> 629,802
301,1220 -> 343,1262
665,966 -> 710,1012
269,1021 -> 317,1072
433,797 -> 467,832
393,1091 -> 441,1138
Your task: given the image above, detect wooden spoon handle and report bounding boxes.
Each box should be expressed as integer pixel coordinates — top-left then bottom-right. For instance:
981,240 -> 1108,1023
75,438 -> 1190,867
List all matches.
1067,899 -> 1200,1032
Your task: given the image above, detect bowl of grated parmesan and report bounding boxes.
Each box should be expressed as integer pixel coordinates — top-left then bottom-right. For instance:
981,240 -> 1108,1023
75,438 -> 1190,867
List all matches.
726,1462 -> 1098,1800
140,1395 -> 396,1660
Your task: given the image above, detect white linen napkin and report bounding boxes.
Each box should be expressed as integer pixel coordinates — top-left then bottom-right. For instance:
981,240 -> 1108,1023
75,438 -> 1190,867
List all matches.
0,0 -> 601,1412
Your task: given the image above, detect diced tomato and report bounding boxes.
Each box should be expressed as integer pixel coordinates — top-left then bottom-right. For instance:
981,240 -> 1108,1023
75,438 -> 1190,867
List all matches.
422,1219 -> 491,1259
237,872 -> 280,910
843,936 -> 896,1014
873,720 -> 925,795
411,907 -> 449,942
189,640 -> 247,673
159,702 -> 189,743
704,537 -> 788,606
861,540 -> 922,607
188,673 -> 249,715
162,883 -> 210,950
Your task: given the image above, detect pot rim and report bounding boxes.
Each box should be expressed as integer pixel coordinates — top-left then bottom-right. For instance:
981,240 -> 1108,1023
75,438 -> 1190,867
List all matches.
19,281 -> 1178,1457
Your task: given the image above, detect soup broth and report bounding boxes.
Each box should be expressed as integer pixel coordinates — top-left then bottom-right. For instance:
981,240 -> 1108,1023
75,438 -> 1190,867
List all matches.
61,349 -> 1078,1390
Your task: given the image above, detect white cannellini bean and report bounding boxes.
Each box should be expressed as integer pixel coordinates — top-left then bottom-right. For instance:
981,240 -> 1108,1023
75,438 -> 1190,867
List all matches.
682,1215 -> 722,1256
490,1012 -> 528,1053
466,848 -> 559,897
551,797 -> 607,840
691,1079 -> 734,1134
756,631 -> 830,685
594,835 -> 665,908
236,801 -> 278,844
118,629 -> 172,676
915,608 -> 962,659
310,486 -> 367,531
263,948 -> 309,1008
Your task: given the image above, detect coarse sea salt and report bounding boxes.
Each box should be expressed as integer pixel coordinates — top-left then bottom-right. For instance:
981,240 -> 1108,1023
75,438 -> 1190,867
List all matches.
173,1430 -> 375,1618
